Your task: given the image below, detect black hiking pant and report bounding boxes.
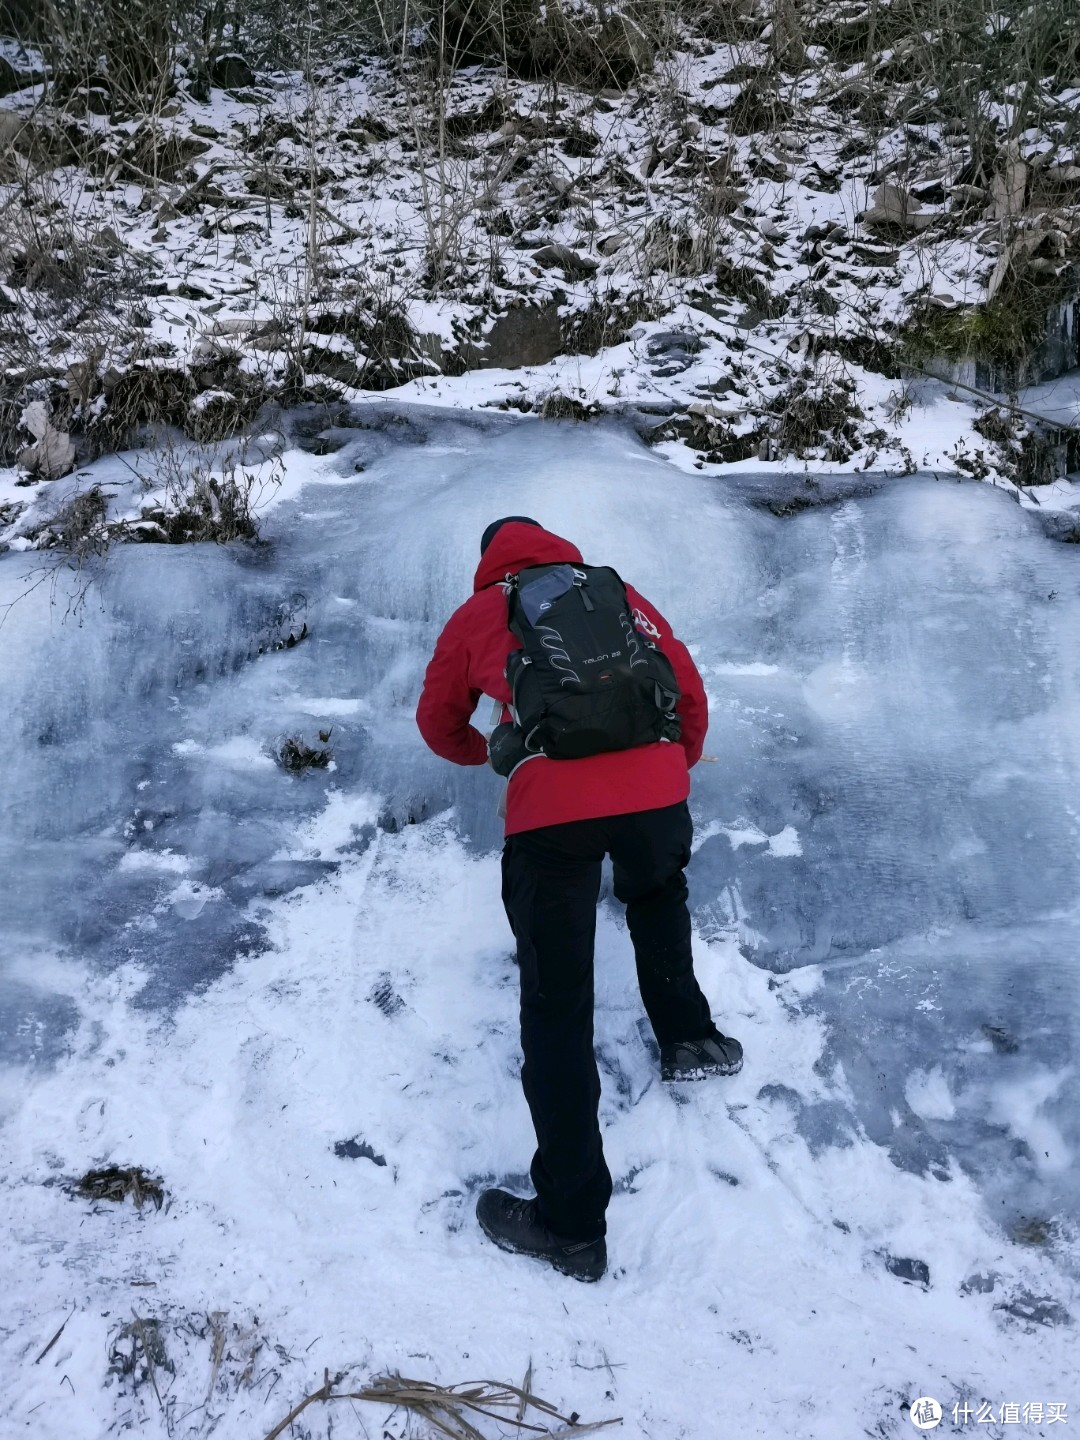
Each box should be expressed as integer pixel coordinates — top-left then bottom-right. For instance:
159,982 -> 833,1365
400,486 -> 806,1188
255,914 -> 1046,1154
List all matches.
500,800 -> 714,1241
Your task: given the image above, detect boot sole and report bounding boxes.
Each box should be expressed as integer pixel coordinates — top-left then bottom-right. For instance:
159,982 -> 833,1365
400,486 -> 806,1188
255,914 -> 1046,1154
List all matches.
477,1213 -> 606,1282
661,1057 -> 744,1082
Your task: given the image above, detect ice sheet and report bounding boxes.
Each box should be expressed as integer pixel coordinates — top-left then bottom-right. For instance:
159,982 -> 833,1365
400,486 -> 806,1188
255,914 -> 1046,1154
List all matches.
1,408 -> 1078,1436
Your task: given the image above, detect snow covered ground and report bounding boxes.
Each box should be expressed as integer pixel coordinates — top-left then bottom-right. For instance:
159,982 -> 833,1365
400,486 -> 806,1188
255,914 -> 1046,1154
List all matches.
5,36 -> 1079,515
1,410 -> 1078,1438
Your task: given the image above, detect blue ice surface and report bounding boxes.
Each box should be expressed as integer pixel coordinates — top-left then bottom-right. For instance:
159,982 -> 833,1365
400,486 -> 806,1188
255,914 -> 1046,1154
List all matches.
1,401 -> 1079,1235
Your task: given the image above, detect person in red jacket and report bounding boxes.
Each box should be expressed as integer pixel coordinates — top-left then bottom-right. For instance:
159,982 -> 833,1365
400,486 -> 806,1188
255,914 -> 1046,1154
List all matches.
416,517 -> 743,1282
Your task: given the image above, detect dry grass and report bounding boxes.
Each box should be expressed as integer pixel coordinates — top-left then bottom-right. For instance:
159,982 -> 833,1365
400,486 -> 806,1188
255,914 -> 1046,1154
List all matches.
263,1369 -> 622,1440
71,1164 -> 165,1209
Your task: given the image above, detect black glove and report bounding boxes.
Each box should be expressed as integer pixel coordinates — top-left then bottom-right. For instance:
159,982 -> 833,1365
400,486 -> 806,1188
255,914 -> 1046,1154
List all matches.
487,721 -> 531,779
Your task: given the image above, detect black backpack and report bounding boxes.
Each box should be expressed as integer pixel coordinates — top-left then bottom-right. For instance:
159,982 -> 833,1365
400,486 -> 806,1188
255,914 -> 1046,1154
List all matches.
490,563 -> 681,774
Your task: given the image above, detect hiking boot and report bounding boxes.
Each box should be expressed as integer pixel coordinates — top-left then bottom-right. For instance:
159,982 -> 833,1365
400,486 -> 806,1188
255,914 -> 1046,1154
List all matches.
661,1029 -> 744,1082
475,1188 -> 607,1282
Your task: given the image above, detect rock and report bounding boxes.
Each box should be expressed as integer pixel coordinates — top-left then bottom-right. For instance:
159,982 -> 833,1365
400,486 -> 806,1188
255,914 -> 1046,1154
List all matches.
849,241 -> 899,266
645,330 -> 703,377
92,226 -> 124,258
85,85 -> 111,115
883,1254 -> 930,1287
696,376 -> 738,396
209,317 -> 266,337
802,163 -> 840,194
597,232 -> 628,256
303,340 -> 367,390
17,402 -> 76,481
531,244 -> 598,279
604,11 -> 656,75
911,176 -> 947,205
950,183 -> 988,209
0,55 -> 41,98
639,143 -> 663,181
688,398 -> 742,421
473,302 -> 564,369
749,153 -> 790,182
250,324 -> 284,352
961,1270 -> 1000,1294
210,53 -> 255,90
995,1292 -> 1072,1327
736,305 -> 768,331
860,182 -> 934,233
333,1137 -> 386,1165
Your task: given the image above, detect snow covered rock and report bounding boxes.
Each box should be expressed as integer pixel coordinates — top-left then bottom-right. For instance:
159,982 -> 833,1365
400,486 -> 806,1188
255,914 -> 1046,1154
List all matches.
210,53 -> 255,90
531,244 -> 599,279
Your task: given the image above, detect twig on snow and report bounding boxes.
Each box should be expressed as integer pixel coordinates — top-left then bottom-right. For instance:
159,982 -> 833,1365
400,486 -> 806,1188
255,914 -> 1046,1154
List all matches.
34,1306 -> 75,1365
262,1368 -> 335,1440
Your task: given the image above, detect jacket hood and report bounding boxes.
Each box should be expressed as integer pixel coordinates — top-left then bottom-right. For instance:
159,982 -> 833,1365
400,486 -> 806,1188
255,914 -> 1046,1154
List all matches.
472,522 -> 583,592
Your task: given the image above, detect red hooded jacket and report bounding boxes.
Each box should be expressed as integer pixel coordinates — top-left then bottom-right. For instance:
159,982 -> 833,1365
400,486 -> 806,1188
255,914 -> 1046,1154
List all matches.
415,522 -> 708,836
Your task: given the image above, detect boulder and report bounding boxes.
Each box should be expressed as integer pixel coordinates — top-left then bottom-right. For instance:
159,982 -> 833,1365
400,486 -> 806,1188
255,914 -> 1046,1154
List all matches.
210,53 -> 255,90
531,244 -> 598,279
645,330 -> 703,377
474,302 -> 564,369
